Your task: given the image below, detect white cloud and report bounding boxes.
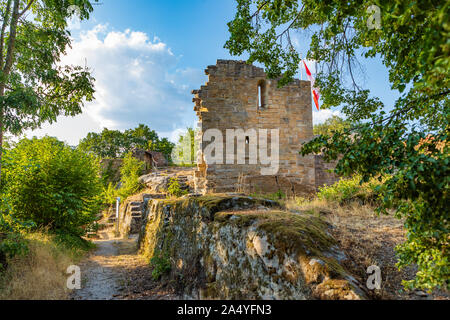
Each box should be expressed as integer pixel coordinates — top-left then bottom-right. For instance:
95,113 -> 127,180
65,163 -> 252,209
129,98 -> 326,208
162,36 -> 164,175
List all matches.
312,109 -> 344,125
24,24 -> 342,146
25,25 -> 205,145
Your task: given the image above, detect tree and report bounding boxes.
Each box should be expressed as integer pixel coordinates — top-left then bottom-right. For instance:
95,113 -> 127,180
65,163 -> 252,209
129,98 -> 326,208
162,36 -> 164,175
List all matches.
0,0 -> 97,181
78,128 -> 127,159
1,136 -> 102,235
151,137 -> 175,162
172,127 -> 198,165
78,124 -> 175,160
226,0 -> 449,290
125,123 -> 159,150
313,115 -> 353,136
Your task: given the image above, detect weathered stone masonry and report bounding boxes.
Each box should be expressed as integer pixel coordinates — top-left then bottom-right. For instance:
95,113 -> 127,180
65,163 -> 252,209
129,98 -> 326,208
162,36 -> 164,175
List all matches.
193,60 -> 319,195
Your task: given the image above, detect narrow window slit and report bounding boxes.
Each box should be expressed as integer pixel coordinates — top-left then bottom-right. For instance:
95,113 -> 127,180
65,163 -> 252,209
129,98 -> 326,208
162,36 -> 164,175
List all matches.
257,80 -> 266,109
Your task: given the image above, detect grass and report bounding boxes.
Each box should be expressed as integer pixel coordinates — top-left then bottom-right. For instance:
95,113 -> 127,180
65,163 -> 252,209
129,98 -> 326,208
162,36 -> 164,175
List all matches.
0,231 -> 93,300
283,196 -> 448,300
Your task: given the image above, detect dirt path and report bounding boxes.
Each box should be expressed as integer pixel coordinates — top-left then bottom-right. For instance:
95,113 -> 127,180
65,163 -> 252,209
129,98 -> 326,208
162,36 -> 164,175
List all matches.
71,235 -> 178,300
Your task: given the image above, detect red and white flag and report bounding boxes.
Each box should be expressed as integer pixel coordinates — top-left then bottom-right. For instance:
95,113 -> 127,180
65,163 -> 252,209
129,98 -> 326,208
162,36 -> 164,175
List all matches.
303,60 -> 320,110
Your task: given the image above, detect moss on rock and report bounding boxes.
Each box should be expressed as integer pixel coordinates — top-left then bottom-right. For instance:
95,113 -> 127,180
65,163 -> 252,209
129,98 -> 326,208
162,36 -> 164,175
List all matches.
138,194 -> 366,300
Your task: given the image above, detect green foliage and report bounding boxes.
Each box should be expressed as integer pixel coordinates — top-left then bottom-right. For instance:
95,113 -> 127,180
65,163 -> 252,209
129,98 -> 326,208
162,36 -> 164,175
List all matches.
0,0 -> 98,181
100,160 -> 119,187
78,124 -> 175,160
167,178 -> 188,198
0,232 -> 28,259
0,199 -> 35,267
100,152 -> 146,205
313,115 -> 353,136
317,175 -> 381,204
102,182 -> 119,206
150,249 -> 171,280
227,0 -> 449,291
117,152 -> 145,201
1,136 -> 102,236
172,127 -> 199,165
53,230 -> 95,254
303,127 -> 449,291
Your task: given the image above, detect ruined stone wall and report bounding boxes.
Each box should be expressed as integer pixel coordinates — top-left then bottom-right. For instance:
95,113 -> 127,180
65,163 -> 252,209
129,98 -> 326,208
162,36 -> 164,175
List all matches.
314,155 -> 340,189
193,60 -> 316,196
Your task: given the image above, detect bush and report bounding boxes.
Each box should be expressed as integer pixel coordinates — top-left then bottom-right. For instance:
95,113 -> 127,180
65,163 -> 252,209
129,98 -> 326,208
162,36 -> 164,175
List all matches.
150,249 -> 171,280
117,152 -> 145,200
167,178 -> 187,198
317,175 -> 382,204
100,152 -> 145,205
0,202 -> 36,268
1,137 -> 103,236
102,182 -> 119,205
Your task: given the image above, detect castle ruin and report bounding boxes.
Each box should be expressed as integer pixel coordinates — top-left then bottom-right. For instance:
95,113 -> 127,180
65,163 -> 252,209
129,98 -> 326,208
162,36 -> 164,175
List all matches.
192,60 -> 337,196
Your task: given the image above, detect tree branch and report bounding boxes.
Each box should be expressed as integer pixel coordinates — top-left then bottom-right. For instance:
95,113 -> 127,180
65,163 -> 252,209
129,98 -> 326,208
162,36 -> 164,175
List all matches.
3,0 -> 19,77
276,5 -> 304,41
0,0 -> 12,72
18,0 -> 35,18
250,1 -> 269,20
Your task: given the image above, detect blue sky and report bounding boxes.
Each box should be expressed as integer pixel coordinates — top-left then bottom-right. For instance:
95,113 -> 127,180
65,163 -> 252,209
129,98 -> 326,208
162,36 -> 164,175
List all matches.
25,0 -> 400,145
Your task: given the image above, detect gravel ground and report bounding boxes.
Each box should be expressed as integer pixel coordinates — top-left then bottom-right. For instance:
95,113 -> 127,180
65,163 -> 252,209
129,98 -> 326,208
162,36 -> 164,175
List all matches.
71,234 -> 178,300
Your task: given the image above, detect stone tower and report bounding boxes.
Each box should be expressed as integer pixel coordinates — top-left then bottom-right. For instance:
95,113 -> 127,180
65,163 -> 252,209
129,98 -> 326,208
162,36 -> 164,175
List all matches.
192,60 -> 317,196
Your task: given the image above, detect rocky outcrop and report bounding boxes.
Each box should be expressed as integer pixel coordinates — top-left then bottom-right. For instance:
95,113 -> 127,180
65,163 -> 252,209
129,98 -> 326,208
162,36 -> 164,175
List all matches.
138,173 -> 193,193
138,194 -> 367,300
116,193 -> 166,237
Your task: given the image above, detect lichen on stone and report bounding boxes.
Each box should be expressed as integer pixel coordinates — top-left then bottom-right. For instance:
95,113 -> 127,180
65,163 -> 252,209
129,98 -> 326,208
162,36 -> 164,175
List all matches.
138,194 -> 366,300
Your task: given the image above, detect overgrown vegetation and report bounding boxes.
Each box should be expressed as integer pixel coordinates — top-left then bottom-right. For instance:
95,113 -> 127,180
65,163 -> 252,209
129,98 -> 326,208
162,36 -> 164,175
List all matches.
313,115 -> 354,136
0,232 -> 90,300
78,124 -> 175,160
317,175 -> 382,205
150,249 -> 171,280
226,0 -> 449,291
0,0 -> 97,182
1,137 -> 102,236
0,214 -> 32,269
171,127 -> 199,165
167,178 -> 188,198
101,152 -> 146,205
0,137 -> 101,283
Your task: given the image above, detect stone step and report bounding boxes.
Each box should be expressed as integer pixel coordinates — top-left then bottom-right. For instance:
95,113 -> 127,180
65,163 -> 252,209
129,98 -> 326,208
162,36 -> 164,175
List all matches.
129,201 -> 143,206
130,206 -> 142,212
103,222 -> 115,228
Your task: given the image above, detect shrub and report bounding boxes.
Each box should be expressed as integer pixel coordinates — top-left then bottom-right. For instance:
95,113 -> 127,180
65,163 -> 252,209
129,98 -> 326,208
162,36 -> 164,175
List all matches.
167,178 -> 187,198
1,137 -> 103,236
102,182 -> 119,205
117,152 -> 145,200
317,175 -> 382,204
150,249 -> 171,280
0,201 -> 35,268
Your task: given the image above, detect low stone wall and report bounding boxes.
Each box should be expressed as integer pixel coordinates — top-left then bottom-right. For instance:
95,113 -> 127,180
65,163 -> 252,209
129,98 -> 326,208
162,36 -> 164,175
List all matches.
138,194 -> 366,300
